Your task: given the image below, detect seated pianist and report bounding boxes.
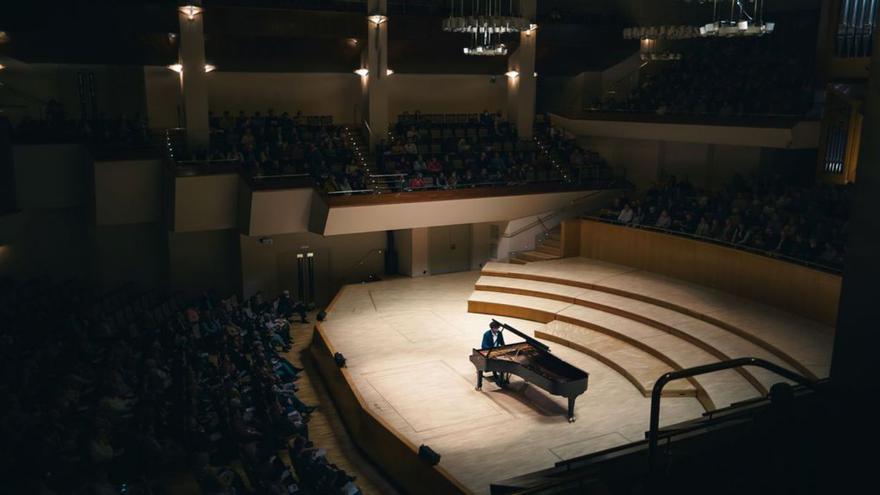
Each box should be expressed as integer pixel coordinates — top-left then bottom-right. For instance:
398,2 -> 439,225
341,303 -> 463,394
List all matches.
471,319 -> 589,422
481,320 -> 507,385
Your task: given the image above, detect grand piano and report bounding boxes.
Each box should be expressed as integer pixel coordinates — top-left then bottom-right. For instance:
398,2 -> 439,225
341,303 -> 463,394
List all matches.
470,319 -> 589,422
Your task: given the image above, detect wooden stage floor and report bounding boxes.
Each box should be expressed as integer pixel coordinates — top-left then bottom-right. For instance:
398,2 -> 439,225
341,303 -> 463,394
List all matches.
318,258 -> 834,494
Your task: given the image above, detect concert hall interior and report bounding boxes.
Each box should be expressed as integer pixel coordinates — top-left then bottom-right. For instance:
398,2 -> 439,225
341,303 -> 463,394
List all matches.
2,1 -> 879,494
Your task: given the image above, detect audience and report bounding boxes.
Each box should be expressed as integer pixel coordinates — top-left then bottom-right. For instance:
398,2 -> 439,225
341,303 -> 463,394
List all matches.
0,279 -> 361,495
594,39 -> 814,118
375,112 -> 614,191
205,110 -> 368,192
599,173 -> 851,269
14,101 -> 151,148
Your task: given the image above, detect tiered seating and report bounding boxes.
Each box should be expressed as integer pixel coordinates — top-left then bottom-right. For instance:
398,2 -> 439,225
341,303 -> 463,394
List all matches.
0,279 -> 361,495
468,258 -> 834,411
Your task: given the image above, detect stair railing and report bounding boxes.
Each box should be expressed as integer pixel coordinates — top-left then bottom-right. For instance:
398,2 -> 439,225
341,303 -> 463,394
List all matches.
648,357 -> 818,475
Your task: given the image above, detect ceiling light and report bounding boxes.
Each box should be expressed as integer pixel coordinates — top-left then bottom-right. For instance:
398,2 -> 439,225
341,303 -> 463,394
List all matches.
505,70 -> 519,78
354,68 -> 369,76
367,14 -> 388,25
179,4 -> 203,21
167,63 -> 183,73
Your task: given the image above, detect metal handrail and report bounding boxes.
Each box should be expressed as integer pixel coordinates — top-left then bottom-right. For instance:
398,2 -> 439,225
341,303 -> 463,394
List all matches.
648,357 -> 817,473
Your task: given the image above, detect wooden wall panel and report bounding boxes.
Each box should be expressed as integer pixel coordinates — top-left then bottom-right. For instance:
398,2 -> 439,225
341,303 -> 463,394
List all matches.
309,317 -> 471,495
578,219 -> 842,326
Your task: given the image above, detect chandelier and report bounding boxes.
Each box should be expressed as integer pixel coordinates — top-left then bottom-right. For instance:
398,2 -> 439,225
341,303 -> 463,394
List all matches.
623,25 -> 701,40
699,0 -> 775,37
443,0 -> 531,56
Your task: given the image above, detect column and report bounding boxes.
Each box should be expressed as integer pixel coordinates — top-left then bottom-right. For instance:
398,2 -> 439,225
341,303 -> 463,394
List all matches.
831,6 -> 880,391
507,0 -> 537,140
365,0 -> 389,150
178,1 -> 209,151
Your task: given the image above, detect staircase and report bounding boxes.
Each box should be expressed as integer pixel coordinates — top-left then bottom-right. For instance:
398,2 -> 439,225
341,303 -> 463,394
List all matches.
509,226 -> 563,264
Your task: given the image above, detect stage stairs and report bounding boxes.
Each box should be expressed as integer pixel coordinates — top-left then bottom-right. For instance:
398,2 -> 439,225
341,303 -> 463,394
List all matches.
509,226 -> 563,264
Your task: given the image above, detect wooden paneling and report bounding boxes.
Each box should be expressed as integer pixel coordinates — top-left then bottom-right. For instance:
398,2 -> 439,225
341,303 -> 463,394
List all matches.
578,219 -> 842,326
560,219 -> 581,257
309,313 -> 471,495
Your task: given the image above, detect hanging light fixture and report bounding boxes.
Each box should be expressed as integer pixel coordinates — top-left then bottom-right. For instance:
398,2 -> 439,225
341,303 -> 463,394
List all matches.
443,0 -> 531,56
698,0 -> 775,37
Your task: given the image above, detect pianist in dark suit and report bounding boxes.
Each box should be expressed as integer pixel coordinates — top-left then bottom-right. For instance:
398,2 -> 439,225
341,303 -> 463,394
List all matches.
481,321 -> 507,385
482,321 -> 505,349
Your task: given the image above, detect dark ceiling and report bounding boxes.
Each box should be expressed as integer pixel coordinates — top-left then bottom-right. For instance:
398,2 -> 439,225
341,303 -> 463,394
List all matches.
0,1 -> 821,75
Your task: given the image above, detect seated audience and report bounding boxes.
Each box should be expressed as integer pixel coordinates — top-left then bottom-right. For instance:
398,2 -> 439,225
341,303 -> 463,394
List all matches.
594,39 -> 814,118
0,280 -> 361,495
599,173 -> 850,269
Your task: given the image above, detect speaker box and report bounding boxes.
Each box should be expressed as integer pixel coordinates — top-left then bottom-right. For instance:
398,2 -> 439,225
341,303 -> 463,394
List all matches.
418,444 -> 441,465
334,352 -> 346,368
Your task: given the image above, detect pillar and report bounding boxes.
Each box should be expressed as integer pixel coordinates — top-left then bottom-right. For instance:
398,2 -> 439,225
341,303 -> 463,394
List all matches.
178,1 -> 209,151
830,5 -> 880,392
364,0 -> 389,150
508,0 -> 537,140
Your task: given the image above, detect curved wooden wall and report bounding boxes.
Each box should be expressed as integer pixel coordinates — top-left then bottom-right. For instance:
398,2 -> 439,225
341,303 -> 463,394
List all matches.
309,303 -> 471,495
572,219 -> 841,326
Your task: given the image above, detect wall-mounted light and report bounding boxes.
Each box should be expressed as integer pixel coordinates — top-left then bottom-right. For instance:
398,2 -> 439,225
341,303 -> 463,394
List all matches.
534,72 -> 538,77
525,23 -> 538,36
505,70 -> 519,78
306,252 -> 315,258
179,4 -> 203,21
204,64 -> 216,73
167,63 -> 183,73
354,68 -> 369,76
386,69 -> 394,76
367,14 -> 388,26
0,64 -> 6,71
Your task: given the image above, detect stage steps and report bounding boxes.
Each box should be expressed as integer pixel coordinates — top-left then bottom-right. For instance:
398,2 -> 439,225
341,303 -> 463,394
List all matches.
540,320 -> 698,399
508,227 -> 563,264
474,274 -> 786,393
467,279 -> 814,410
479,260 -> 824,381
467,291 -> 704,404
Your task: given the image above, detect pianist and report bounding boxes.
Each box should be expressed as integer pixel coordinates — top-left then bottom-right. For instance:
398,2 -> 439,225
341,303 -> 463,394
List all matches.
481,321 -> 507,385
481,321 -> 505,349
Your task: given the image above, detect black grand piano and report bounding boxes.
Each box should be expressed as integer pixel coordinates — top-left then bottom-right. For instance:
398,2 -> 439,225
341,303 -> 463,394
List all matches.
470,319 -> 589,422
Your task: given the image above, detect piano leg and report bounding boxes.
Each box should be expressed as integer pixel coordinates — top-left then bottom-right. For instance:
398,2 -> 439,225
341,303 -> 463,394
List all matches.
476,370 -> 483,391
567,397 -> 577,423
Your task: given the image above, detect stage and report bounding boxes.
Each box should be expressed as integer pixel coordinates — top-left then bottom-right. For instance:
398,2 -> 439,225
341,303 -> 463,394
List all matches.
315,258 -> 834,494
